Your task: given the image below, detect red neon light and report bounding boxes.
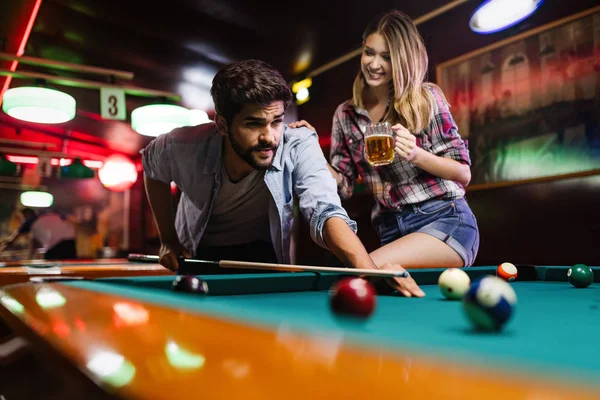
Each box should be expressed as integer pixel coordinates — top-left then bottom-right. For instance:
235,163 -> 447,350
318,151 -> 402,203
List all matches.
10,156 -> 103,169
16,0 -> 42,57
0,0 -> 43,101
6,155 -> 38,164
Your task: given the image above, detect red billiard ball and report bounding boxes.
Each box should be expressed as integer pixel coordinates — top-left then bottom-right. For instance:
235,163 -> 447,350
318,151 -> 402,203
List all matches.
497,262 -> 518,282
173,275 -> 209,294
329,277 -> 376,318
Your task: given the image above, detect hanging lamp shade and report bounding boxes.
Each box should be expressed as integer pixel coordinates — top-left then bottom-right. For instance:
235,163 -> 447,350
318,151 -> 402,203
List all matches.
0,153 -> 18,176
61,158 -> 94,178
20,191 -> 54,208
470,0 -> 544,34
189,109 -> 210,126
2,86 -> 76,124
131,104 -> 191,137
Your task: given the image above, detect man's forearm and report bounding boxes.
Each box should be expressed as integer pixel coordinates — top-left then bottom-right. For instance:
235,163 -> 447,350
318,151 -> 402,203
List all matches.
322,217 -> 377,270
143,174 -> 178,244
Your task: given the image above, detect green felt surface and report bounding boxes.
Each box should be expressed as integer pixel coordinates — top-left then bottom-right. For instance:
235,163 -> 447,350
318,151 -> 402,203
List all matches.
65,266 -> 600,389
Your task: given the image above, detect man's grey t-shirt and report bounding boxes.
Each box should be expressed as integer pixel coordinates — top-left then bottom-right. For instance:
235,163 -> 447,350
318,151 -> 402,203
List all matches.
200,164 -> 271,246
140,122 -> 358,263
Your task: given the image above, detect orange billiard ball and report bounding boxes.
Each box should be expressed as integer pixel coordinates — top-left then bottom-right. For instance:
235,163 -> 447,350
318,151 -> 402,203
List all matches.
497,262 -> 518,282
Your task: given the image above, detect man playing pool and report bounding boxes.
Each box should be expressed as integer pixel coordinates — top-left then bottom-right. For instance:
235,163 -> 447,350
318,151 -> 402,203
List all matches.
141,59 -> 424,297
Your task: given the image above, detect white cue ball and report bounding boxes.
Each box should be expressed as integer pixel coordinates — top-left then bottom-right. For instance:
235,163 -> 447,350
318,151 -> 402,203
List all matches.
438,268 -> 471,300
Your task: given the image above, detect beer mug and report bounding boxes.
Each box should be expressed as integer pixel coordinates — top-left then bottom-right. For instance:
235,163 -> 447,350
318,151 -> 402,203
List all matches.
364,122 -> 395,166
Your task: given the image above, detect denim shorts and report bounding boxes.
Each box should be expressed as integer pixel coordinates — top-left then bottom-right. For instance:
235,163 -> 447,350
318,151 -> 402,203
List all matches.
373,197 -> 480,266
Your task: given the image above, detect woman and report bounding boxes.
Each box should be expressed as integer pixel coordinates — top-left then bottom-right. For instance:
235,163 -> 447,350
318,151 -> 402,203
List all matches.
291,10 -> 479,281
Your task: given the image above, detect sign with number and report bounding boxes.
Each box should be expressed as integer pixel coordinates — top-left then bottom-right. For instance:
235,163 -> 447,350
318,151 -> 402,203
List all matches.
37,156 -> 52,177
100,88 -> 126,120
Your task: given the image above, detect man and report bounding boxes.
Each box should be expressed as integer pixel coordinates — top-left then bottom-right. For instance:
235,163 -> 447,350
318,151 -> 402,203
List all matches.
141,59 -> 423,296
0,208 -> 77,260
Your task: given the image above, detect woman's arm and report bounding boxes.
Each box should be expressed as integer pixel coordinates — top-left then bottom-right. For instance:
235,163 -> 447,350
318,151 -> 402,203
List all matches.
394,126 -> 471,186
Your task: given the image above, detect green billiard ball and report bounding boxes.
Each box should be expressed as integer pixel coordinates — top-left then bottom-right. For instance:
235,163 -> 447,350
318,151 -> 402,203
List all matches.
567,264 -> 594,288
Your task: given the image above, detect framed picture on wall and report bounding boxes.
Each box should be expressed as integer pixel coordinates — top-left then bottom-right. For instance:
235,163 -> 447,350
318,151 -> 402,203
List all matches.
436,6 -> 600,186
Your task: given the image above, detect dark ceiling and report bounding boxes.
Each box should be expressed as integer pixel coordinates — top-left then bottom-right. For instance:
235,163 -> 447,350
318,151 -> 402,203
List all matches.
0,0 -> 599,159
2,0 -> 452,109
0,0 -> 452,158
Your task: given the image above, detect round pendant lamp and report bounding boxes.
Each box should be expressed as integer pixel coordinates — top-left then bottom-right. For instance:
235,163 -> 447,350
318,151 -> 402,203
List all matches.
189,109 -> 210,126
131,104 -> 191,137
2,86 -> 76,124
470,0 -> 544,34
20,190 -> 54,208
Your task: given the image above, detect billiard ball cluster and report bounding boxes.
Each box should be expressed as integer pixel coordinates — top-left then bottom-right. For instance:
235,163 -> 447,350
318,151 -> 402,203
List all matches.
437,263 -> 517,303
436,262 -> 596,332
437,267 -> 517,331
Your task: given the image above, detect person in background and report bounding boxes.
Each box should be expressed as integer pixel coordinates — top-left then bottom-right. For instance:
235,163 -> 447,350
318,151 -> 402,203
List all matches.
290,10 -> 479,274
0,208 -> 77,260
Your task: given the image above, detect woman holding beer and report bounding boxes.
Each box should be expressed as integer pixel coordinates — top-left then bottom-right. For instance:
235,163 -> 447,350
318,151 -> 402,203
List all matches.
290,10 -> 479,281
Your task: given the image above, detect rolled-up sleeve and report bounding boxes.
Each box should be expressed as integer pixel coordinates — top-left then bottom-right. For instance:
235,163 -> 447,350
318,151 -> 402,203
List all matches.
140,133 -> 173,183
292,130 -> 357,249
309,201 -> 357,249
428,88 -> 471,165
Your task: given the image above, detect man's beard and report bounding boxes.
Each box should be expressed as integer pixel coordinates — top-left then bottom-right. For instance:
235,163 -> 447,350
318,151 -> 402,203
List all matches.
228,133 -> 278,171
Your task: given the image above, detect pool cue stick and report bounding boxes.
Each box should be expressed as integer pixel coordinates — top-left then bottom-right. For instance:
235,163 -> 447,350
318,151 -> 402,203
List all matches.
128,254 -> 409,278
217,260 -> 410,278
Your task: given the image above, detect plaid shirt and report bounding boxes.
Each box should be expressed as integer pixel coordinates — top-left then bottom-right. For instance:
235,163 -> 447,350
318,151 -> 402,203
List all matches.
330,86 -> 470,217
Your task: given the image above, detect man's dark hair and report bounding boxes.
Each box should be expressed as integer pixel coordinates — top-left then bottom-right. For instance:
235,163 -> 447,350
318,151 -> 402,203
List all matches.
210,59 -> 293,124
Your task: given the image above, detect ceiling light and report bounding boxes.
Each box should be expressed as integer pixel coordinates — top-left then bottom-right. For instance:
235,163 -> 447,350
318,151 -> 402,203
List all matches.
291,78 -> 312,94
2,86 -> 76,123
189,109 -> 210,125
131,104 -> 191,137
20,190 -> 54,207
292,78 -> 312,106
470,0 -> 544,34
296,88 -> 309,102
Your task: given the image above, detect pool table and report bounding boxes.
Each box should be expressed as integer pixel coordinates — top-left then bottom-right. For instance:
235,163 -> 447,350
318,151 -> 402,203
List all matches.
0,265 -> 598,399
0,259 -> 170,286
0,258 -> 133,267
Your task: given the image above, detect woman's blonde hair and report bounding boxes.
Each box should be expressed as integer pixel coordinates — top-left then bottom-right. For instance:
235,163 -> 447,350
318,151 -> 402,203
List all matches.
352,10 -> 443,133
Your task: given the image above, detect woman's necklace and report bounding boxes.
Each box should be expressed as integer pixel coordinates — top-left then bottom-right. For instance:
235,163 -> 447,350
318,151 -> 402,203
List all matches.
378,98 -> 391,123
